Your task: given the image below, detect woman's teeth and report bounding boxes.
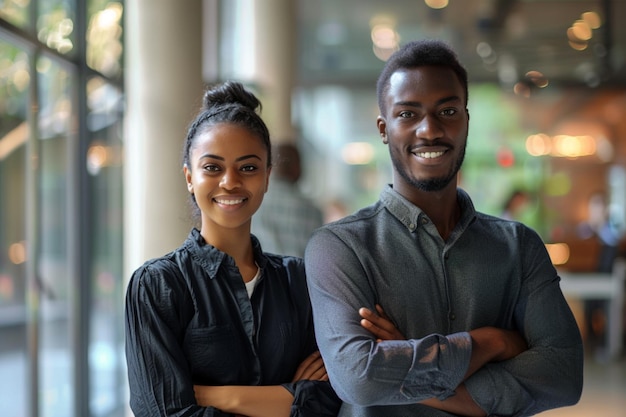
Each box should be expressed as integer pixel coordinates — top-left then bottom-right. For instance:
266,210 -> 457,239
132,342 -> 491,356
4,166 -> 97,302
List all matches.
215,198 -> 244,205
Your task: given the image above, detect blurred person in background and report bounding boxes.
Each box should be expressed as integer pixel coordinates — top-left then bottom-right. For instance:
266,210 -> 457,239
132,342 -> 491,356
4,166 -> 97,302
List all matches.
500,189 -> 530,222
252,142 -> 324,257
577,191 -> 625,359
580,191 -> 624,273
323,198 -> 350,224
125,81 -> 340,417
305,39 -> 583,417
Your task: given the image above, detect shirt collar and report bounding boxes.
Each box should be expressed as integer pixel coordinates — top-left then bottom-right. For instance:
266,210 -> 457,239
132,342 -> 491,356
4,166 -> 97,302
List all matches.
380,184 -> 477,233
184,228 -> 282,279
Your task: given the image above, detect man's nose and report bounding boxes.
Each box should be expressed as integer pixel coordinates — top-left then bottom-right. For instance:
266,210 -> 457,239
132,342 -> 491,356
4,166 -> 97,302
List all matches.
416,114 -> 443,140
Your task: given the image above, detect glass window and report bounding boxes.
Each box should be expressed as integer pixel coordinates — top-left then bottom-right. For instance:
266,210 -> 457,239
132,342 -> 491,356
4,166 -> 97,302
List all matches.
0,36 -> 29,417
86,76 -> 125,416
37,0 -> 75,55
37,53 -> 75,417
1,1 -> 124,416
86,1 -> 123,78
0,0 -> 31,28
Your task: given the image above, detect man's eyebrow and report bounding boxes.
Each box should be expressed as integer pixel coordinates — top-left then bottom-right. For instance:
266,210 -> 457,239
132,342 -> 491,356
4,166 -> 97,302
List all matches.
393,100 -> 422,108
394,95 -> 462,107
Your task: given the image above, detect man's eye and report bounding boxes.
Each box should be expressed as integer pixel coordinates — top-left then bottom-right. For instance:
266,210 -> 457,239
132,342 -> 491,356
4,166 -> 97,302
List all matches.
399,111 -> 413,118
441,108 -> 458,116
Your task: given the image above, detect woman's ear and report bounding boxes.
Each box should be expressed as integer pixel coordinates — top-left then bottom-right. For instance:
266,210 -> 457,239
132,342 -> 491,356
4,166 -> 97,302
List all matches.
377,116 -> 388,144
264,166 -> 272,192
183,165 -> 193,194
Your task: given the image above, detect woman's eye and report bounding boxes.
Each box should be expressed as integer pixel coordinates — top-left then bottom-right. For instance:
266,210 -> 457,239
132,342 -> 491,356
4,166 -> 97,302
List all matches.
203,164 -> 220,172
241,165 -> 258,172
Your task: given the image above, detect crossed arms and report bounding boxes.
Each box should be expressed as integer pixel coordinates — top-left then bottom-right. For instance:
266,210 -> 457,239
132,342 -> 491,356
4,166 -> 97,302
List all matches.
193,350 -> 329,417
193,305 -> 527,417
360,305 -> 527,416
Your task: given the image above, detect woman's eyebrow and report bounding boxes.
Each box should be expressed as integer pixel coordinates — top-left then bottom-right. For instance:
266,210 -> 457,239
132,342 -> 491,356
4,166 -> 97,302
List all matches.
198,153 -> 261,162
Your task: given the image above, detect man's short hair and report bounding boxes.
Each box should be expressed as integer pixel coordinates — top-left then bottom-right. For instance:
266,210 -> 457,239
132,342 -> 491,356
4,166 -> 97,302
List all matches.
376,39 -> 469,114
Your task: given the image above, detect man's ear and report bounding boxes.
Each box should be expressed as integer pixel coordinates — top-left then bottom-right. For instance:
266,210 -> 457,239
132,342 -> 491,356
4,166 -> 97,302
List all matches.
183,164 -> 193,193
377,116 -> 388,144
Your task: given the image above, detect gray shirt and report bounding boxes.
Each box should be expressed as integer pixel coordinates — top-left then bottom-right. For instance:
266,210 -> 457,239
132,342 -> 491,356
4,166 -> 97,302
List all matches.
305,185 -> 583,417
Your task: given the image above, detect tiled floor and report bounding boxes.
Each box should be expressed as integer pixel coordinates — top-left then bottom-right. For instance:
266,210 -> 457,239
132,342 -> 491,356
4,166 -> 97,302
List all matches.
538,355 -> 626,417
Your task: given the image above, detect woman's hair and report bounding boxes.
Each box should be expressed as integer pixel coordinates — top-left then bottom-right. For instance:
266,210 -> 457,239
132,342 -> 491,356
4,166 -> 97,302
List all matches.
183,81 -> 271,169
183,81 -> 272,220
376,39 -> 469,115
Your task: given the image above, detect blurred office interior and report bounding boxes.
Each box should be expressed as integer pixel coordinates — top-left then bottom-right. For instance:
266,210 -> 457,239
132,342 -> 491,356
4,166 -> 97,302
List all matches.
0,0 -> 625,416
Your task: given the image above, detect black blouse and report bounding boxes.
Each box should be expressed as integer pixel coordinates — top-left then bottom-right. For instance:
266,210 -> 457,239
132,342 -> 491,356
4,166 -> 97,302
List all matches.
125,228 -> 339,417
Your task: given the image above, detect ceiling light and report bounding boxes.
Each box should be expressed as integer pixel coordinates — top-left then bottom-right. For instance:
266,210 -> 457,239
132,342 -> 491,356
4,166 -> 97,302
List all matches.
424,0 -> 448,9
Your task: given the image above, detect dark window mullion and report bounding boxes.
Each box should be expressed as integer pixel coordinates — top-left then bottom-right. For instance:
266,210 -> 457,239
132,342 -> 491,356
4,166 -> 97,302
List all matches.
73,0 -> 91,416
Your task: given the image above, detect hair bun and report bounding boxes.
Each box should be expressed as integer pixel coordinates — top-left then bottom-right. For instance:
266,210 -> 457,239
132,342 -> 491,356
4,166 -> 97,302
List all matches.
203,80 -> 261,113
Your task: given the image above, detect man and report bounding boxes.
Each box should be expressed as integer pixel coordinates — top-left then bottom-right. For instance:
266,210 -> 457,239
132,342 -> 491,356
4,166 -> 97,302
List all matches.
252,142 -> 324,257
305,39 -> 583,417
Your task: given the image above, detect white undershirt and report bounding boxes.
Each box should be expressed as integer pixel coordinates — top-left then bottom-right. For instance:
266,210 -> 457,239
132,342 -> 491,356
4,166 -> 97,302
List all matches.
245,264 -> 261,298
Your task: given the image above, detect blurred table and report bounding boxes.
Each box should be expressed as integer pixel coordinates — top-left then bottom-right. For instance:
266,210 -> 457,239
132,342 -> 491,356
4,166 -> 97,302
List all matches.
558,259 -> 625,361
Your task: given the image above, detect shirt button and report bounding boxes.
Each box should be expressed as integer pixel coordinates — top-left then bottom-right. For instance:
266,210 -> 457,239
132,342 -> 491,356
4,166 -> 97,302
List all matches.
449,312 -> 456,321
420,217 -> 429,225
409,223 -> 416,231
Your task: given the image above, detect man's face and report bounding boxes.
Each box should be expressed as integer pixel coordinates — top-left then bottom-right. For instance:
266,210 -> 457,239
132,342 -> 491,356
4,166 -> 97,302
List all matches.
377,66 -> 469,197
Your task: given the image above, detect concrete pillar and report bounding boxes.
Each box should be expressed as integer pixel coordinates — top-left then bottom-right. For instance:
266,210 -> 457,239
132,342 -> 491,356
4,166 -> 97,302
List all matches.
124,0 -> 204,278
253,0 -> 297,143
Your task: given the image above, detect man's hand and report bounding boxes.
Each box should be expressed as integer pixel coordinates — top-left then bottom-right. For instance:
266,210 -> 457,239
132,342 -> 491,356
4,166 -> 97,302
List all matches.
492,328 -> 528,361
292,350 -> 328,382
359,304 -> 406,341
465,327 -> 528,379
471,327 -> 527,362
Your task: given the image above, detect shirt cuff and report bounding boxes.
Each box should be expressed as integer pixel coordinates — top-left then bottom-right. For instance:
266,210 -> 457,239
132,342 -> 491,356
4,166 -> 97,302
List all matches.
400,332 -> 472,401
281,380 -> 341,417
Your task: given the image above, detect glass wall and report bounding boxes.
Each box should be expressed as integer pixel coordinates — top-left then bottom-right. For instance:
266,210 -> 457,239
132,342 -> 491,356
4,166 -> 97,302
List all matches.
0,1 -> 124,417
0,37 -> 30,417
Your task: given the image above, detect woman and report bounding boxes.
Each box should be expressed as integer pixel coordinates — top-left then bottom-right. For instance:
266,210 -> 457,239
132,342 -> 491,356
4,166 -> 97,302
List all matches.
125,81 -> 340,417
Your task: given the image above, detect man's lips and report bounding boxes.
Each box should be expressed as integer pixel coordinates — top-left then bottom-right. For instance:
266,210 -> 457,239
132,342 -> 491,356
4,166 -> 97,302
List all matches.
410,144 -> 450,159
412,150 -> 446,159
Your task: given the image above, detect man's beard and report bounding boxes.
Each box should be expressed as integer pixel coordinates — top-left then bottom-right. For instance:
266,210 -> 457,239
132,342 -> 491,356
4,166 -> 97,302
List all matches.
392,144 -> 466,192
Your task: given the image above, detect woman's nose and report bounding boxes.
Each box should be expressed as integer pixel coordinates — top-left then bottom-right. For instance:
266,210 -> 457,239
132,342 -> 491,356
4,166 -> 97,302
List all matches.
219,169 -> 242,189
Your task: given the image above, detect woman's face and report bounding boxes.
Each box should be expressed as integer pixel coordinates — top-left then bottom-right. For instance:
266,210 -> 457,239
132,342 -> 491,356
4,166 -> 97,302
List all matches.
184,123 -> 270,233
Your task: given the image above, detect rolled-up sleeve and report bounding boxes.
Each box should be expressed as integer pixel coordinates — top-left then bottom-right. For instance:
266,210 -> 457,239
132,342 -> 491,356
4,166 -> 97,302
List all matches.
281,380 -> 341,417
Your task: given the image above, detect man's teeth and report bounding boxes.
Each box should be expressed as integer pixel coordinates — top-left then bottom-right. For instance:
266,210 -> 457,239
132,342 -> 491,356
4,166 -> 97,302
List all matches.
416,151 -> 444,159
216,199 -> 244,205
